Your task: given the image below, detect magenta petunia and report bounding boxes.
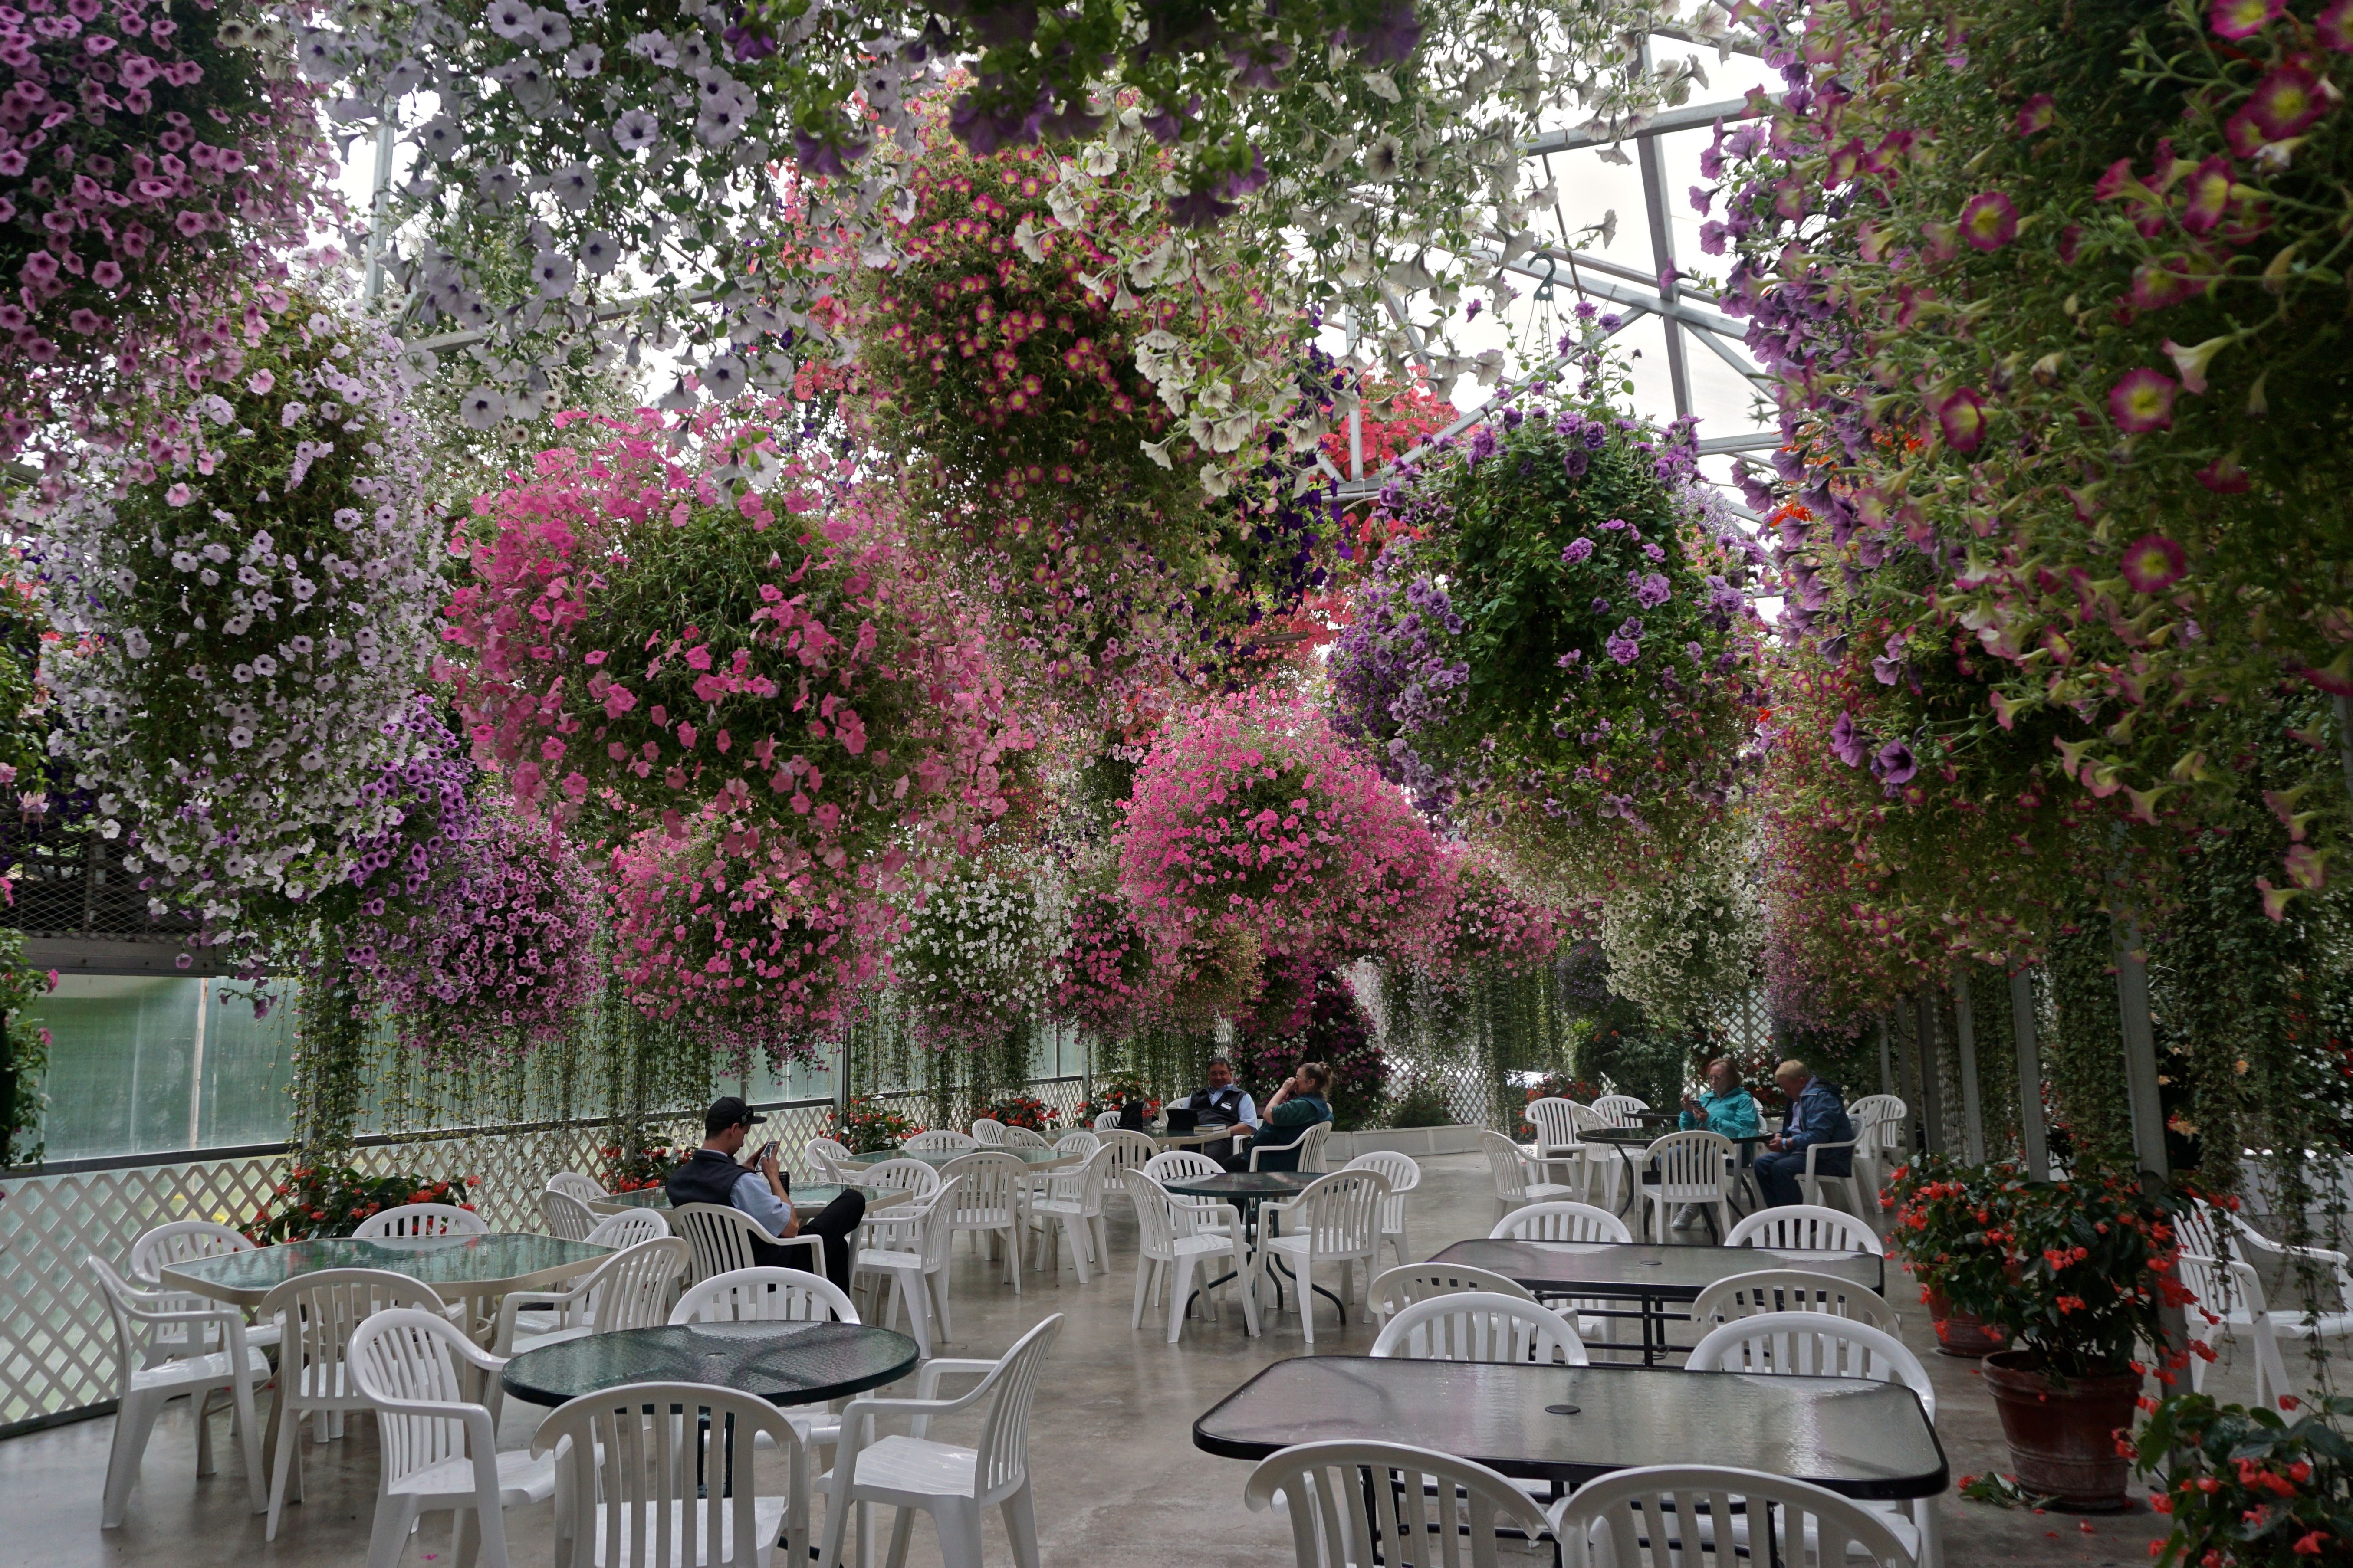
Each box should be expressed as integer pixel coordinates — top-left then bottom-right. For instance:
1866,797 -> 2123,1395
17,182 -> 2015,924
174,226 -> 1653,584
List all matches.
2323,0 -> 2353,52
2014,94 -> 2055,136
1959,191 -> 2018,250
2245,65 -> 2330,141
2179,155 -> 2235,236
1936,388 -> 1988,452
2120,534 -> 2188,593
2109,368 -> 2177,433
2209,0 -> 2284,39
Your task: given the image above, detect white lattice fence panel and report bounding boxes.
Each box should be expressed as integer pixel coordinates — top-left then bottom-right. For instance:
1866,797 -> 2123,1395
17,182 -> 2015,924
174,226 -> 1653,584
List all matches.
1,1155 -> 284,1427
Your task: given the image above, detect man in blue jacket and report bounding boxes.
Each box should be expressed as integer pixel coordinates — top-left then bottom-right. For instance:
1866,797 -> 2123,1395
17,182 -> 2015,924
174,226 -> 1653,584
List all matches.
1752,1060 -> 1855,1209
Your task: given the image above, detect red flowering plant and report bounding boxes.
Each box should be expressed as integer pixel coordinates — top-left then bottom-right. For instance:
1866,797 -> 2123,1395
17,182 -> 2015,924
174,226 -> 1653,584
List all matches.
1715,0 -> 2353,910
972,1093 -> 1059,1134
1072,1071 -> 1158,1127
246,1165 -> 479,1244
440,403 -> 1030,1052
830,1095 -> 921,1156
1883,1152 -> 2028,1313
600,1144 -> 688,1194
2133,1391 -> 2353,1566
847,109 -> 1328,705
1935,1164 -> 2197,1380
1117,686 -> 1452,974
0,0 -> 336,459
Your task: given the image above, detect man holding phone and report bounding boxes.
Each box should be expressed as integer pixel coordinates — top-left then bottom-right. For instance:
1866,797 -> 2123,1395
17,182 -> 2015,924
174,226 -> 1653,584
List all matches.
666,1096 -> 866,1292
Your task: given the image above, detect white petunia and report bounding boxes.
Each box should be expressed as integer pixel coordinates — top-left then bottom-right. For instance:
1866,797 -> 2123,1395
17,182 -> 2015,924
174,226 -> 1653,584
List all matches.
577,230 -> 621,275
532,249 -> 575,299
529,7 -> 572,49
460,385 -> 506,430
700,355 -> 746,400
548,161 -> 595,211
613,108 -> 660,151
561,43 -> 601,77
486,0 -> 535,39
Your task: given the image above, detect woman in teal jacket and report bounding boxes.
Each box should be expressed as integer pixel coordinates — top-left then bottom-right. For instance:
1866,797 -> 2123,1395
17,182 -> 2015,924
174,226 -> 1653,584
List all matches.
1673,1057 -> 1761,1229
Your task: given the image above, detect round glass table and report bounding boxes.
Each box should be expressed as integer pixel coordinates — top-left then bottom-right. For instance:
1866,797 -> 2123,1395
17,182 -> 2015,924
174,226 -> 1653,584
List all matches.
500,1320 -> 921,1409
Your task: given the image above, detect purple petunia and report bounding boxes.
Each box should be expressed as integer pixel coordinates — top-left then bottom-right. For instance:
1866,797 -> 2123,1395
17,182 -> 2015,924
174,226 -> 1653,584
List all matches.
1562,537 -> 1594,563
1633,572 -> 1673,609
1830,711 -> 1867,767
1873,740 -> 1918,784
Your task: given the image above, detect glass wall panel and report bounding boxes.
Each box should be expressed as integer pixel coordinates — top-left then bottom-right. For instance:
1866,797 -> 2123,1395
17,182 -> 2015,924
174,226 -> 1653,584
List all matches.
29,975 -> 198,1160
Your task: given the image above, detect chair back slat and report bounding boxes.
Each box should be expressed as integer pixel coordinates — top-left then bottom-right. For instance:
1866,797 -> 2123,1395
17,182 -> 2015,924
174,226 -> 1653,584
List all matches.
969,1119 -> 1007,1146
671,1266 -> 857,1325
1725,1204 -> 1885,1255
353,1202 -> 489,1240
1490,1200 -> 1629,1244
1368,1262 -> 1536,1323
973,1315 -> 1061,1499
543,1188 -> 599,1241
804,1138 -> 855,1181
1143,1150 -> 1223,1184
586,1210 -> 672,1249
1243,1440 -> 1554,1568
578,1239 -> 690,1332
1478,1129 -> 1535,1204
1524,1097 -> 1581,1153
939,1152 -> 1027,1222
536,1381 -> 803,1568
1647,1130 -> 1735,1202
859,1158 -> 942,1200
1690,1311 -> 1934,1420
547,1171 -> 609,1204
1000,1126 -> 1052,1150
1053,1130 -> 1102,1157
256,1268 -> 448,1415
1551,1464 -> 1917,1567
1591,1095 -> 1649,1128
1690,1268 -> 1899,1334
901,1129 -> 976,1154
1293,1170 -> 1387,1252
348,1308 -> 475,1489
1371,1291 -> 1588,1366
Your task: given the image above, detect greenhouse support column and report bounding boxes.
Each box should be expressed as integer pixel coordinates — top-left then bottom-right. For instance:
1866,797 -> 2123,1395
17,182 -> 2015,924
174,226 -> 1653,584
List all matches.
1913,991 -> 1944,1156
2010,968 -> 2050,1181
1876,1017 -> 1893,1098
1895,1002 -> 1920,1148
1952,972 -> 1985,1164
2111,915 -> 2171,1180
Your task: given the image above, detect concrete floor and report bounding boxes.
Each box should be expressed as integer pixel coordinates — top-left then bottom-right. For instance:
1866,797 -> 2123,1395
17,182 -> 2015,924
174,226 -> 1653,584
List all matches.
2,1152 -> 2251,1568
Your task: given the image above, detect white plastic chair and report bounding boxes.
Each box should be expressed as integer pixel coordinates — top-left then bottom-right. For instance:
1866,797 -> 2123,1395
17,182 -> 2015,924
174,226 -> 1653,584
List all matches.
1124,1170 -> 1257,1343
1550,1464 -> 1917,1568
1027,1144 -> 1117,1283
1795,1126 -> 1873,1217
543,1188 -> 600,1241
804,1137 -> 856,1181
1368,1262 -> 1536,1325
1591,1094 -> 1649,1126
348,1308 -> 555,1568
672,1203 -> 823,1285
1490,1200 -> 1632,1244
858,1157 -> 943,1203
1054,1128 -> 1102,1156
1847,1093 -> 1908,1176
1000,1125 -> 1052,1150
127,1219 -> 283,1359
586,1209 -> 672,1248
1142,1148 -> 1235,1238
819,1315 -> 1061,1568
1344,1151 -> 1422,1268
353,1203 -> 490,1240
547,1171 -> 609,1204
1250,1168 -> 1388,1348
1243,1440 -> 1554,1568
969,1118 -> 1006,1146
1094,1126 -> 1162,1185
491,1236 -> 688,1358
1371,1291 -> 1588,1366
254,1268 -> 450,1539
1725,1204 -> 1886,1255
1690,1269 -> 1899,1335
1689,1314 -> 1939,1566
1640,1130 -> 1736,1243
536,1381 -> 808,1568
900,1129 -> 976,1153
938,1151 -> 1030,1290
1092,1109 -> 1121,1130
1249,1120 -> 1331,1173
89,1254 -> 269,1528
1523,1096 -> 1593,1199
2192,1253 -> 2353,1409
1479,1128 -> 1579,1221
853,1177 -> 960,1357
670,1266 -> 859,1451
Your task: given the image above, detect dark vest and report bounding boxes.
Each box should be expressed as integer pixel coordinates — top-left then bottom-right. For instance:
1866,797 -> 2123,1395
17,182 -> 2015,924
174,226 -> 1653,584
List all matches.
1189,1084 -> 1248,1127
666,1151 -> 796,1266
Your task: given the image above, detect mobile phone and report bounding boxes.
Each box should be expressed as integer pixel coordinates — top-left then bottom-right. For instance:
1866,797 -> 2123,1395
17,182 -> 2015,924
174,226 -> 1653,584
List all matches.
755,1139 -> 779,1166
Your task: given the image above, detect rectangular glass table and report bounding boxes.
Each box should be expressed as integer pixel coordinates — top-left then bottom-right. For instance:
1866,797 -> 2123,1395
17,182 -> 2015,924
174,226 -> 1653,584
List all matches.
842,1145 -> 1081,1171
591,1181 -> 901,1218
1195,1356 -> 1947,1501
160,1233 -> 615,1341
1426,1239 -> 1885,1364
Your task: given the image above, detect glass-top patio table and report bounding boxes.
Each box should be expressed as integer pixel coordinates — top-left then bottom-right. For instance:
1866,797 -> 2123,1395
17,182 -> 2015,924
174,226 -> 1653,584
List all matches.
160,1233 -> 614,1340
1426,1239 -> 1885,1365
1194,1356 -> 1947,1501
589,1182 -> 900,1218
841,1145 -> 1082,1171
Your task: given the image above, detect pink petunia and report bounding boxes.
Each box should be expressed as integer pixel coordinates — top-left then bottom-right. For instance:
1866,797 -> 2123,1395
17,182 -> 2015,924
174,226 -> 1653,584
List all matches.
164,482 -> 194,505
1959,191 -> 2018,250
246,368 -> 274,395
2209,0 -> 2283,39
1936,388 -> 1988,453
2109,368 -> 2177,433
2015,93 -> 2055,136
2244,65 -> 2330,141
2120,534 -> 2187,593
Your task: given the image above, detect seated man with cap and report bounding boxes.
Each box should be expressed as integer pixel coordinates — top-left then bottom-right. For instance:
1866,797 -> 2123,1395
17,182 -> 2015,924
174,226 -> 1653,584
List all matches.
1177,1056 -> 1259,1170
666,1096 -> 867,1293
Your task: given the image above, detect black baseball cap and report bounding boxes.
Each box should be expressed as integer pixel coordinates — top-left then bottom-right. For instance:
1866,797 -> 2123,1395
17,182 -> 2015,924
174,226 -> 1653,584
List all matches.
705,1096 -> 765,1135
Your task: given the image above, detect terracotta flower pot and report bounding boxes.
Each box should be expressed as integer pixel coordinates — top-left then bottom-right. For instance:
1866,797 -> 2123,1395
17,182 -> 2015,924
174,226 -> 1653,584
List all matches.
1979,1351 -> 2144,1512
1923,1286 -> 2011,1358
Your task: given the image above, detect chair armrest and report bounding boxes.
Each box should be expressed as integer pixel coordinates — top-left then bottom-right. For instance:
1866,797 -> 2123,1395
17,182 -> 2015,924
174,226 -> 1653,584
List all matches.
495,1286 -> 584,1353
2230,1216 -> 2349,1267
1801,1138 -> 1859,1174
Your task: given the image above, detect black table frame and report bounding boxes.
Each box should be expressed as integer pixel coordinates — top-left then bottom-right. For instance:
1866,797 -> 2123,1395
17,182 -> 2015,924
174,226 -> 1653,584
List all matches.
1427,1240 -> 1886,1366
